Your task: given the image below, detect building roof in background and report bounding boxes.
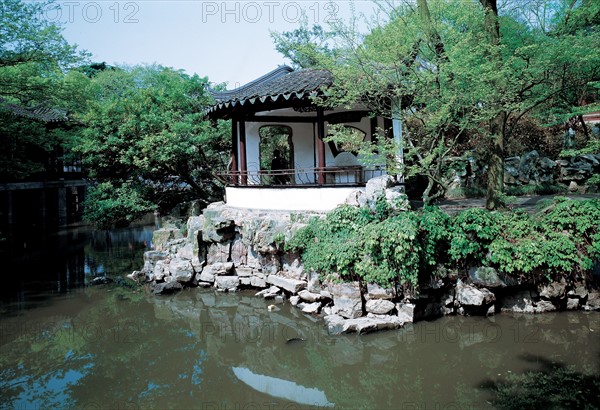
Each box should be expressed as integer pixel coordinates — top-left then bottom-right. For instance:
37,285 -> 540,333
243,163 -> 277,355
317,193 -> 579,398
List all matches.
0,97 -> 68,122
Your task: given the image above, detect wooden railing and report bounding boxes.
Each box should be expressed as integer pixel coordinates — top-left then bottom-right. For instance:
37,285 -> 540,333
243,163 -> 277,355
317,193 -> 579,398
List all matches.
216,166 -> 387,187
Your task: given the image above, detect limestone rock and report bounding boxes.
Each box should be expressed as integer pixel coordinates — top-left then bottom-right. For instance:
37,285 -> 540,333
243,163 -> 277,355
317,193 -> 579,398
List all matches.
535,300 -> 557,312
365,175 -> 394,203
250,275 -> 267,288
584,290 -> 600,311
153,228 -> 183,251
256,286 -> 281,299
566,298 -> 580,310
468,267 -> 510,288
568,284 -> 588,300
396,303 -> 416,323
176,243 -> 195,261
365,299 -> 395,315
328,282 -> 363,319
298,289 -> 323,302
187,216 -> 204,244
168,258 -> 194,283
235,267 -> 255,277
202,206 -> 236,242
500,290 -> 536,313
301,302 -> 321,314
206,242 -> 232,265
203,262 -> 234,277
366,283 -> 394,300
307,271 -> 322,294
537,279 -> 567,300
198,270 -> 216,284
345,189 -> 367,207
456,280 -> 495,306
153,260 -> 169,282
325,314 -> 404,335
215,276 -> 239,291
267,275 -> 306,294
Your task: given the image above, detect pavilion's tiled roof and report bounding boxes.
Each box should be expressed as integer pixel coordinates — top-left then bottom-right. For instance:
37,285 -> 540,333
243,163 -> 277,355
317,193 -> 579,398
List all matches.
208,66 -> 333,114
0,97 -> 68,122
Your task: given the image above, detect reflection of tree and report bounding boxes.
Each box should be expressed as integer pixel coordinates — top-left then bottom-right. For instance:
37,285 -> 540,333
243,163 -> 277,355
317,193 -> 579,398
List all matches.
84,227 -> 151,280
481,354 -> 600,410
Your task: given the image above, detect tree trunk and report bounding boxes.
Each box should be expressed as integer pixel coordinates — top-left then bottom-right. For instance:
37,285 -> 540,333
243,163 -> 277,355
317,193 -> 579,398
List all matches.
486,113 -> 505,210
480,0 -> 505,210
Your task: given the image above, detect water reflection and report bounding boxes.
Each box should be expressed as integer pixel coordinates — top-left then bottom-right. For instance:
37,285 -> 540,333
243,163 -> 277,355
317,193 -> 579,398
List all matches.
0,220 -> 154,315
1,288 -> 599,409
232,367 -> 335,407
1,216 -> 599,409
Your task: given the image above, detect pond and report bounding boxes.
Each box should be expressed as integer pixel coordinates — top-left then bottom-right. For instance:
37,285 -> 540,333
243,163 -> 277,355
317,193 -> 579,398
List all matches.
1,223 -> 599,409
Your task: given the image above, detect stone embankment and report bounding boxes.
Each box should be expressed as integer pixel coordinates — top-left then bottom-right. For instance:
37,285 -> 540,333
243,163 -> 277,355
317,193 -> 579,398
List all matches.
129,177 -> 600,335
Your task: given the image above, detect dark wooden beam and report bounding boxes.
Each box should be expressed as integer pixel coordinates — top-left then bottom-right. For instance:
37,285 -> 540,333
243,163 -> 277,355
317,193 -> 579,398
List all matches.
370,116 -> 378,143
239,118 -> 247,185
245,115 -> 316,123
231,119 -> 238,185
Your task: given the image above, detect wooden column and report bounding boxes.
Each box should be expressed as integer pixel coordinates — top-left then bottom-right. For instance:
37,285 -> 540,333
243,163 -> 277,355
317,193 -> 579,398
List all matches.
231,118 -> 238,185
316,107 -> 326,185
239,118 -> 247,185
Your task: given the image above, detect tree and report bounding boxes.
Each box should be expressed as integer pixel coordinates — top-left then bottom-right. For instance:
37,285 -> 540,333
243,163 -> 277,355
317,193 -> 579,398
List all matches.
273,0 -> 600,207
74,65 -> 230,228
0,0 -> 89,180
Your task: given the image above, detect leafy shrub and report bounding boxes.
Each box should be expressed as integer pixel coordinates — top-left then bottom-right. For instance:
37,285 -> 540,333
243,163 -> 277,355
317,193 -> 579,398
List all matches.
419,206 -> 451,268
449,208 -> 501,267
287,198 -> 600,290
356,214 -> 422,287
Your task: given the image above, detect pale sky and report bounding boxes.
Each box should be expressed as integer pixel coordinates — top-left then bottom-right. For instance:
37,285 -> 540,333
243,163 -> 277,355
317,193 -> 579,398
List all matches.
47,0 -> 382,88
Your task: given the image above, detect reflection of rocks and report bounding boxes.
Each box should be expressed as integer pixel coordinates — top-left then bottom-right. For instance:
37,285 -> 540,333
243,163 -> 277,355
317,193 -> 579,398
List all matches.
151,281 -> 183,295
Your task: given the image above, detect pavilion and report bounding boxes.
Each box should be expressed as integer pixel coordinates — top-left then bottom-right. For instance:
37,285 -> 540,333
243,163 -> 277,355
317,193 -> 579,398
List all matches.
207,66 -> 402,211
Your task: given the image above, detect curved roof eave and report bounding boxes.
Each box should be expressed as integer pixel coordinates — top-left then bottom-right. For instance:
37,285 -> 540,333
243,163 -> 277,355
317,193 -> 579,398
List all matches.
207,66 -> 333,118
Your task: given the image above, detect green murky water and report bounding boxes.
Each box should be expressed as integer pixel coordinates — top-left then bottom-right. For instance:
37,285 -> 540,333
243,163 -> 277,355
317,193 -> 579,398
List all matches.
1,224 -> 599,409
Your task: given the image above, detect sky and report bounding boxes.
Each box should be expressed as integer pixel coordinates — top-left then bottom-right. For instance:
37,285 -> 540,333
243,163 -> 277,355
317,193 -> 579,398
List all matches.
46,0 -> 383,88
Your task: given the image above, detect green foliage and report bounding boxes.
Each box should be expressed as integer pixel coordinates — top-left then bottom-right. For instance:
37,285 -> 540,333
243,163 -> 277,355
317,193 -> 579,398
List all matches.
273,0 -> 600,208
419,205 -> 451,267
288,197 -> 600,289
0,0 -> 89,181
74,65 -> 230,224
83,182 -> 155,229
449,208 -> 501,266
357,214 -> 421,287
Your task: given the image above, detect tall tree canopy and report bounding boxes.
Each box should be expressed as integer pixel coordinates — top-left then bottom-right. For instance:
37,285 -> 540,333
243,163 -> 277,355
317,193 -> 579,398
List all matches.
74,65 -> 230,228
273,0 -> 600,207
0,0 -> 88,180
